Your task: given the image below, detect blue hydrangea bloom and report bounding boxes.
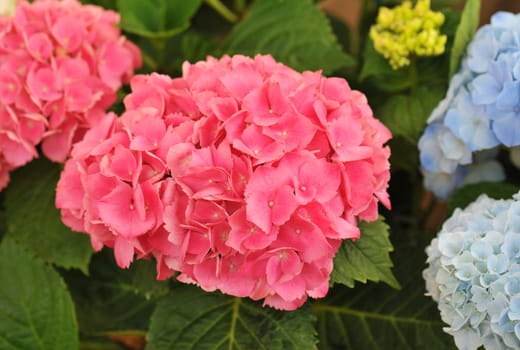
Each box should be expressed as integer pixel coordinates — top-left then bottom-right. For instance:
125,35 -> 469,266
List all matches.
424,192 -> 520,350
420,11 -> 520,198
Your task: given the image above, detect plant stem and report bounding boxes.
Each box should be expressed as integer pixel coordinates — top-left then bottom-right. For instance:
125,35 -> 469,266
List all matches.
205,0 -> 239,23
151,38 -> 166,70
140,50 -> 158,72
234,0 -> 246,13
408,56 -> 418,90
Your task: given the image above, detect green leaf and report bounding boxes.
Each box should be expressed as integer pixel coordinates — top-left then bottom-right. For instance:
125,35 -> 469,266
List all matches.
79,0 -> 117,10
378,86 -> 444,143
4,158 -> 93,273
448,181 -> 520,216
225,0 -> 354,75
117,0 -> 203,38
449,0 -> 480,77
331,216 -> 399,290
387,137 -> 419,173
62,249 -> 169,334
162,29 -> 223,75
358,38 -> 412,92
146,285 -> 318,350
0,193 -> 6,237
0,239 -> 78,350
314,239 -> 456,350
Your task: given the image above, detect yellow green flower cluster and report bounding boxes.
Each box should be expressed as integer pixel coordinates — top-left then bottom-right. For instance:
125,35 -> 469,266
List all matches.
369,0 -> 447,69
0,0 -> 16,16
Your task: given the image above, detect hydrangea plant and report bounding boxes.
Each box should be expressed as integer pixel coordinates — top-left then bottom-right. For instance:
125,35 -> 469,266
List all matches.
424,191 -> 520,350
1,0 -> 513,348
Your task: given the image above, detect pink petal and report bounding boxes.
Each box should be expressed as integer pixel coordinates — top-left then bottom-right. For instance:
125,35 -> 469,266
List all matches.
232,125 -> 284,164
18,113 -> 46,145
98,182 -> 155,237
114,236 -> 135,268
85,172 -> 118,201
244,80 -> 294,127
56,160 -> 84,211
271,276 -> 306,302
271,184 -> 298,226
101,145 -> 137,182
26,33 -> 53,60
208,96 -> 238,122
227,208 -> 277,253
0,70 -> 22,104
321,77 -> 351,103
41,119 -> 78,162
278,215 -> 332,262
99,42 -> 133,90
245,166 -> 296,232
189,199 -> 227,226
128,116 -> 166,151
177,168 -> 230,200
263,294 -> 307,311
327,113 -> 373,162
27,67 -> 63,102
343,160 -> 375,214
219,62 -> 263,99
264,113 -> 317,152
266,249 -> 302,285
191,258 -> 219,292
0,132 -> 36,167
52,16 -> 85,52
66,83 -> 97,111
57,56 -> 90,83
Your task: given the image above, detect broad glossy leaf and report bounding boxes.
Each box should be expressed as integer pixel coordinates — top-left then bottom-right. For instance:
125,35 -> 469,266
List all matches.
358,39 -> 412,92
0,193 -> 5,237
162,30 -> 223,74
4,158 -> 93,273
62,249 -> 169,334
448,182 -> 520,215
387,137 -> 419,173
117,0 -> 203,38
79,0 -> 116,10
146,285 -> 318,350
378,86 -> 444,143
449,0 -> 480,77
0,239 -> 78,350
315,236 -> 456,350
226,0 -> 354,74
331,216 -> 399,290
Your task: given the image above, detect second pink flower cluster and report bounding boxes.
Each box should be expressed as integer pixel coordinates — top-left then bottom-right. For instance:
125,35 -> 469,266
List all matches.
0,0 -> 140,190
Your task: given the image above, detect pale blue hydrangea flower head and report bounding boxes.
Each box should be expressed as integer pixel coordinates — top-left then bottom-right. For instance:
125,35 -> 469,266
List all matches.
424,191 -> 520,349
419,11 -> 520,198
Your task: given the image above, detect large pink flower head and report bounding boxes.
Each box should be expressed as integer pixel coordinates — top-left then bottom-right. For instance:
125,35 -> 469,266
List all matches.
0,0 -> 141,191
56,54 -> 392,310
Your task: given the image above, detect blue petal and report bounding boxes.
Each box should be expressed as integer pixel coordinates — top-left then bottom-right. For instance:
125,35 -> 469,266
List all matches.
471,74 -> 502,105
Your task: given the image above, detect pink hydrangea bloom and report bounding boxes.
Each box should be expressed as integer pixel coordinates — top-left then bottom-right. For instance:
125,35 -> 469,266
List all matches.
56,55 -> 391,310
0,0 -> 141,191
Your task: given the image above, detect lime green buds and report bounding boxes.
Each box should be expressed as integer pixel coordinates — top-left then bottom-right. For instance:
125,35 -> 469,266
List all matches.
370,0 -> 447,69
0,0 -> 16,16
